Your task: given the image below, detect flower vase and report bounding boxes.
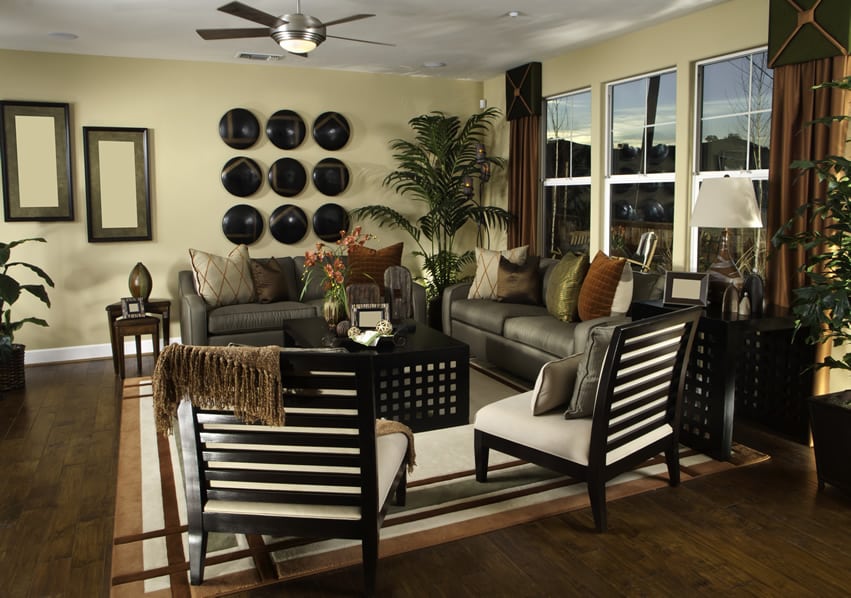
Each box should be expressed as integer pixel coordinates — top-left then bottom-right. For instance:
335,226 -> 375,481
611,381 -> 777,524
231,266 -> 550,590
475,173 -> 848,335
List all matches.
323,297 -> 344,328
129,262 -> 153,301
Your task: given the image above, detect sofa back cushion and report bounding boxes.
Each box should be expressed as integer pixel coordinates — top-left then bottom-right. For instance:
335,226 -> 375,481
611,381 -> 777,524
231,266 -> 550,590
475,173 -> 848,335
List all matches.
545,253 -> 589,322
189,245 -> 255,307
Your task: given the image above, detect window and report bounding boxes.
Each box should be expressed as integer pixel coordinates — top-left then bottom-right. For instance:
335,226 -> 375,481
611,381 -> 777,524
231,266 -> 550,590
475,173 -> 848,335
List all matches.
606,71 -> 676,270
543,89 -> 591,258
694,49 -> 772,275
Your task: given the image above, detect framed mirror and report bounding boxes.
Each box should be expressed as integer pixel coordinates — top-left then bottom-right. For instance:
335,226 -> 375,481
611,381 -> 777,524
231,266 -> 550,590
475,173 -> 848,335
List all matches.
84,127 -> 151,242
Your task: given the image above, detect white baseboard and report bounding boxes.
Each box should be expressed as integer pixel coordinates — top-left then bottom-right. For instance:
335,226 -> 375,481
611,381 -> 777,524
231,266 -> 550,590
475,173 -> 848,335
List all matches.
25,337 -> 181,365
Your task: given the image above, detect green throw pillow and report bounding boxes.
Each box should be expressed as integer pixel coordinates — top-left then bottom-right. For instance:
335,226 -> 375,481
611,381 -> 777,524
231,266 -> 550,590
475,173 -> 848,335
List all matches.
545,253 -> 589,322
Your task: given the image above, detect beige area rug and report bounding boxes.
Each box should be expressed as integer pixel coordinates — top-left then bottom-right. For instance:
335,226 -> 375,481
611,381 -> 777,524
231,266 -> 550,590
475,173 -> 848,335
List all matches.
110,369 -> 769,597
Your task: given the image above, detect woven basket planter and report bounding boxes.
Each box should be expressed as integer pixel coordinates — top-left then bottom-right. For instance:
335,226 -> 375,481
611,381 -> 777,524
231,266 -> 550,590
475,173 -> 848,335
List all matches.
0,344 -> 26,392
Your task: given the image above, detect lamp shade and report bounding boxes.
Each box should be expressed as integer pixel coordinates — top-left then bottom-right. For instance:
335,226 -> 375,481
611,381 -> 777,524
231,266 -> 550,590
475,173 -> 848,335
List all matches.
691,178 -> 762,228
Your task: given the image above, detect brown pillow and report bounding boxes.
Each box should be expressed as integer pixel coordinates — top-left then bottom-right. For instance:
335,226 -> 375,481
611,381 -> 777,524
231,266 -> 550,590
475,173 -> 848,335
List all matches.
250,258 -> 289,303
497,255 -> 541,305
347,242 -> 403,293
577,251 -> 627,321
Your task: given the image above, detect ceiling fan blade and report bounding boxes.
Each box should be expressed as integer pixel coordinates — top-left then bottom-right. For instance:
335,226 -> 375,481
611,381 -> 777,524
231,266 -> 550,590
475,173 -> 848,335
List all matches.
218,1 -> 284,28
197,27 -> 270,40
327,34 -> 394,47
323,14 -> 375,27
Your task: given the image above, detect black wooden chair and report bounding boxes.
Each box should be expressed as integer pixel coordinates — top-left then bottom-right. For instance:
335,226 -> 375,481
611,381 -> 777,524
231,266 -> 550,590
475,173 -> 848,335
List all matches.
474,307 -> 701,532
177,351 -> 409,596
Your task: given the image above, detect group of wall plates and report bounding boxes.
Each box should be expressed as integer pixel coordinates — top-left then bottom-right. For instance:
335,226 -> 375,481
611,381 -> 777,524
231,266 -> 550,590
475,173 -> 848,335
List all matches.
218,107 -> 352,244
222,202 -> 350,245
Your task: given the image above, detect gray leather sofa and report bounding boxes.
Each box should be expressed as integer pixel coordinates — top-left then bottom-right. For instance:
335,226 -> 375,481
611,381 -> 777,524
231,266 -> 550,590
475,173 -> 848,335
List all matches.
441,257 -> 663,382
179,255 -> 426,346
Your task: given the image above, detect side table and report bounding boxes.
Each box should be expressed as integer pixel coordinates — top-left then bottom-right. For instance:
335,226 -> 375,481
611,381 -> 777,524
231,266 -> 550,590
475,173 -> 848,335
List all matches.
106,299 -> 171,374
113,316 -> 161,378
631,300 -> 814,459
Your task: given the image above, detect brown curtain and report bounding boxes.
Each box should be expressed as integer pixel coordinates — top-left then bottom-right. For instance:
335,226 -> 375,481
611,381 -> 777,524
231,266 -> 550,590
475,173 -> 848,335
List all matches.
766,55 -> 850,394
508,115 -> 540,251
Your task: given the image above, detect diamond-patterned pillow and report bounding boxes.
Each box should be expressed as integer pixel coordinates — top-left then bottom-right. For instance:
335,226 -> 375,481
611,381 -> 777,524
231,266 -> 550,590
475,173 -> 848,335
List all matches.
467,246 -> 528,300
189,245 -> 255,307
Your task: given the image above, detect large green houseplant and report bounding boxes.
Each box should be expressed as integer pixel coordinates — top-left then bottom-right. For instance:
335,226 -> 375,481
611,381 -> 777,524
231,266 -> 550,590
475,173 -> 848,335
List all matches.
351,108 -> 512,310
0,237 -> 54,390
772,76 -> 851,494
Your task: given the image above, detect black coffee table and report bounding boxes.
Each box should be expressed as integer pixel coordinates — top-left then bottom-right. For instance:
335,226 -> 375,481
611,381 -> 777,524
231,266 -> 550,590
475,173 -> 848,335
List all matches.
282,317 -> 470,432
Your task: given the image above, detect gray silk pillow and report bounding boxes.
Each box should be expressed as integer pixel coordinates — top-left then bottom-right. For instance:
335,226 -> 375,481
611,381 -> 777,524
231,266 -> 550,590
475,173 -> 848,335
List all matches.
530,353 -> 583,415
564,325 -> 616,419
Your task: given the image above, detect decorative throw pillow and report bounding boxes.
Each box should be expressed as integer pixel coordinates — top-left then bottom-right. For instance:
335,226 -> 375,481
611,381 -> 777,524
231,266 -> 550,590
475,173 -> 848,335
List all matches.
250,258 -> 289,304
468,246 -> 528,300
497,255 -> 541,305
577,251 -> 628,321
545,253 -> 589,322
189,245 -> 255,307
347,242 -> 403,293
610,260 -> 634,315
531,353 -> 583,415
564,325 -> 616,419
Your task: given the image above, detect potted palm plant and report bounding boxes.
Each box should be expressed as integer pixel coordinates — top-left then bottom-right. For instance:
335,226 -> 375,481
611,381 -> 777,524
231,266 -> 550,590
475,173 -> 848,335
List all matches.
0,237 -> 54,391
351,108 -> 512,328
772,76 -> 851,495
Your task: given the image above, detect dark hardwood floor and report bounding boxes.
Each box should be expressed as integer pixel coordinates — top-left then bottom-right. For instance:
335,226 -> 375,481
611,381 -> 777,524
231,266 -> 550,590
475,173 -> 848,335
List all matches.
2,357 -> 851,597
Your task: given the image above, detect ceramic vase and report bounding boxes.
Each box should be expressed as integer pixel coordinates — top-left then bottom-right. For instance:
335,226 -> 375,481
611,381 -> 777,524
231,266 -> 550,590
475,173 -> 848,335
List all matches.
323,297 -> 344,328
129,262 -> 153,301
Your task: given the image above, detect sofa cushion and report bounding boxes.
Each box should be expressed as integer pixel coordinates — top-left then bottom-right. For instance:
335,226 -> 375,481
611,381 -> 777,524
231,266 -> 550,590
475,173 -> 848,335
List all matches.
451,299 -> 547,335
577,251 -> 627,321
497,255 -> 541,305
468,246 -> 528,300
250,258 -> 290,303
564,325 -> 616,419
502,316 -> 579,357
207,301 -> 318,335
531,353 -> 582,415
545,253 -> 589,322
189,245 -> 255,307
347,242 -> 403,292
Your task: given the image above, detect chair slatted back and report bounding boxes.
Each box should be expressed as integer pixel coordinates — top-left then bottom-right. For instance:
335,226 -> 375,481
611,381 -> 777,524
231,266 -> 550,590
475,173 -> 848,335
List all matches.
590,307 -> 701,470
180,351 -> 379,517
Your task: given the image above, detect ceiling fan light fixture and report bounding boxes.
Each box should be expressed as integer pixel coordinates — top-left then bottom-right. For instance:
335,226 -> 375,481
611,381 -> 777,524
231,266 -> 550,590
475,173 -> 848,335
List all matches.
272,13 -> 326,53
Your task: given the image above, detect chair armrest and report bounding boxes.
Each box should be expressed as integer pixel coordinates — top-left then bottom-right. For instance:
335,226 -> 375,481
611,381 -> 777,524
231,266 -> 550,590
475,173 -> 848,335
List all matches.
178,270 -> 209,346
573,315 -> 631,353
441,282 -> 472,335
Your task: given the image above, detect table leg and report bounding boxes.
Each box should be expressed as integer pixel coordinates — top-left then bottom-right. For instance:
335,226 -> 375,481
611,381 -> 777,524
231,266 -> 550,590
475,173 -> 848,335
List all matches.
108,312 -> 119,374
161,309 -> 170,346
117,331 -> 126,379
135,335 -> 143,375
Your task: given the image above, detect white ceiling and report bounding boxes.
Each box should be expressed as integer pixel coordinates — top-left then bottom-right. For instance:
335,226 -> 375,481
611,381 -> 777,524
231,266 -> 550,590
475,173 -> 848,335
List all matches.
0,0 -> 728,80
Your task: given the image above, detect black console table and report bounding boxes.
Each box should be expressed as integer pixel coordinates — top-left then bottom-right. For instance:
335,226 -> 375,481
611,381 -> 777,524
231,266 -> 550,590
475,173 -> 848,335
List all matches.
632,301 -> 814,460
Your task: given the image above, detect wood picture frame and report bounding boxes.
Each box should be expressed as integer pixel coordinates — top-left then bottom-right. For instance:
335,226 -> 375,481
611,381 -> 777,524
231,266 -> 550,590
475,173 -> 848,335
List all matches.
0,101 -> 74,221
663,272 -> 709,307
120,297 -> 146,318
351,303 -> 390,329
84,126 -> 151,242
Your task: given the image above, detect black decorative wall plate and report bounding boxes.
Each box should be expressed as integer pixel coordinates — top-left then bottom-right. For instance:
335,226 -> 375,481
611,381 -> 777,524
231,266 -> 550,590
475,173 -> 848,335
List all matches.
266,109 -> 306,150
268,157 -> 307,197
219,108 -> 259,149
221,156 -> 262,196
313,203 -> 350,242
312,158 -> 349,196
222,204 -> 264,244
270,204 -> 308,244
312,112 -> 350,151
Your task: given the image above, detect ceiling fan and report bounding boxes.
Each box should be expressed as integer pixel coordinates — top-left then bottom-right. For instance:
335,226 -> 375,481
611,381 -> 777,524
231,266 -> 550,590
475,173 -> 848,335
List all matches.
196,1 -> 394,55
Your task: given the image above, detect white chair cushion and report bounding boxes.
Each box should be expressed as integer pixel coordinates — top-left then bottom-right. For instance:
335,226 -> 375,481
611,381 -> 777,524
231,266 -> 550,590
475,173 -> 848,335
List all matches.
475,392 -> 593,466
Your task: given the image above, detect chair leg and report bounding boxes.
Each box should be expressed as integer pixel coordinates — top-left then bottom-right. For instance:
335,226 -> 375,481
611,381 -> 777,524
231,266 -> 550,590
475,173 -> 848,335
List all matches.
588,480 -> 607,533
394,469 -> 407,506
188,529 -> 208,585
474,430 -> 489,482
362,528 -> 378,597
665,445 -> 681,487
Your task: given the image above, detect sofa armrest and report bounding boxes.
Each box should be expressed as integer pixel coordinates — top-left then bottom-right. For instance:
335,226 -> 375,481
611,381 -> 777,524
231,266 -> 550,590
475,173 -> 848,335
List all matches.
178,270 -> 209,346
442,282 -> 472,335
573,315 -> 631,353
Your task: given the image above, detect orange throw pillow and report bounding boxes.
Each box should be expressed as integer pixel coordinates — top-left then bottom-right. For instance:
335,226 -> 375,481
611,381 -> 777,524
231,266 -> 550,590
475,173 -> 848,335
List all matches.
347,242 -> 403,293
577,251 -> 627,321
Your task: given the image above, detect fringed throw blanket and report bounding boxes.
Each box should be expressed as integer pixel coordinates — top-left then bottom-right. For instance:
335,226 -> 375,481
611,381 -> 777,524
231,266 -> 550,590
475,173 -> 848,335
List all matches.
152,343 -> 283,435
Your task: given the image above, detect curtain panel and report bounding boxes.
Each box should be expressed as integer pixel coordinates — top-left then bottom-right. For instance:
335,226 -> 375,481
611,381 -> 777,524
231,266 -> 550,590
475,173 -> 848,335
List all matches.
507,115 -> 540,251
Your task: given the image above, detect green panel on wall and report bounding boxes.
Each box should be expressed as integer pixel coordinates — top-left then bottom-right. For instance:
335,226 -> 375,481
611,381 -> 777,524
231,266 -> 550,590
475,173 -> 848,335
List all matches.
768,0 -> 851,67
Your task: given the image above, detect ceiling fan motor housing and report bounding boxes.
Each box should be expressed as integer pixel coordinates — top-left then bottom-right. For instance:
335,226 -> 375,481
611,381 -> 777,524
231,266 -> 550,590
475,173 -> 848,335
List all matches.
272,13 -> 327,47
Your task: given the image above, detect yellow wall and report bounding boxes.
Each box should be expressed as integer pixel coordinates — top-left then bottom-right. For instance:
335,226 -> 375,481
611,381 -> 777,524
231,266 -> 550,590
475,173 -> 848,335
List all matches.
483,0 -> 769,267
0,50 -> 483,357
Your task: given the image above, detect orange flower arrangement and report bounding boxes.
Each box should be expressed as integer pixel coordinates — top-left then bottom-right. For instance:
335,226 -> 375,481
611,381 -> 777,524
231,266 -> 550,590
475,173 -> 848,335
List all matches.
302,227 -> 376,309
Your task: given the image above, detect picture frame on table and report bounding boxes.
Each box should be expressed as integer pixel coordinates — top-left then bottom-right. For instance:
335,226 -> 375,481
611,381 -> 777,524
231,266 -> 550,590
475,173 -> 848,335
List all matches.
663,272 -> 709,307
0,101 -> 74,221
83,126 -> 151,242
351,303 -> 390,329
120,297 -> 146,319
